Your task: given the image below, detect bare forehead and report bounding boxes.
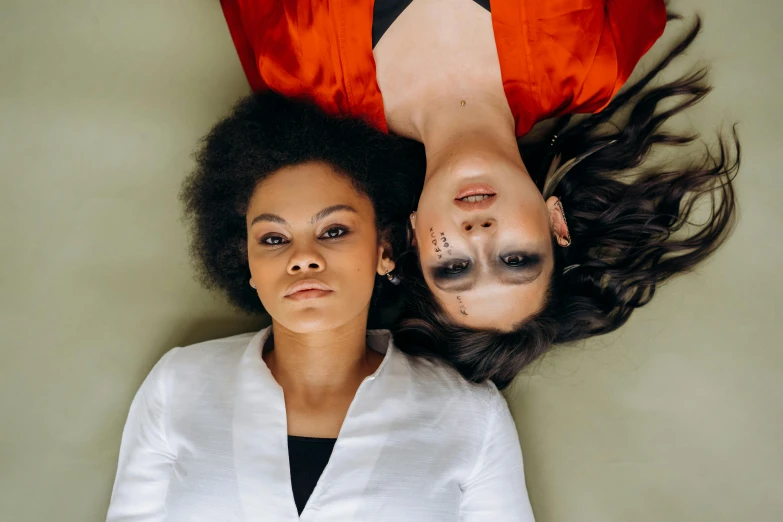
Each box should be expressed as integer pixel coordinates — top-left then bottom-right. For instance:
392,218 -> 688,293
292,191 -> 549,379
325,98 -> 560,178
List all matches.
435,279 -> 549,330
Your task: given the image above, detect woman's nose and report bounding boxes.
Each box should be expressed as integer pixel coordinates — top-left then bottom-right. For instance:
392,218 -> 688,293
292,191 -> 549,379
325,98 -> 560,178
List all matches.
287,249 -> 326,275
462,218 -> 497,234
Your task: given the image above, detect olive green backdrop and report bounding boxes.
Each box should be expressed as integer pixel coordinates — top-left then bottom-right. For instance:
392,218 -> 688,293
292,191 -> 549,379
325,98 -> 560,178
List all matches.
1,1 -> 780,521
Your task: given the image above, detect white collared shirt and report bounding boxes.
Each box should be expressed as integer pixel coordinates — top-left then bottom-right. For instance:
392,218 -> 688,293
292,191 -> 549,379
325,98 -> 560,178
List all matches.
106,328 -> 535,521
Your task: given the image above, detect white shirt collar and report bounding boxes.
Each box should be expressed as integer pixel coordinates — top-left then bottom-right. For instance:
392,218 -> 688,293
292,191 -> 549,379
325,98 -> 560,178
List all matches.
245,326 -> 397,386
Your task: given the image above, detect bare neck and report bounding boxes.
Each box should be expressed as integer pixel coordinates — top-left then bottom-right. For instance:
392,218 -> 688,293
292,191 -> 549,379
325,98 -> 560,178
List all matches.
263,312 -> 382,399
372,0 -> 520,173
394,90 -> 521,177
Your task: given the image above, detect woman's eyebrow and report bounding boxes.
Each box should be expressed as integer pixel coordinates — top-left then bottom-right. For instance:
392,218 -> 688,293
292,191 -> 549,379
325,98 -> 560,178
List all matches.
250,213 -> 286,226
498,272 -> 543,285
310,204 -> 357,224
250,205 -> 356,227
433,278 -> 476,293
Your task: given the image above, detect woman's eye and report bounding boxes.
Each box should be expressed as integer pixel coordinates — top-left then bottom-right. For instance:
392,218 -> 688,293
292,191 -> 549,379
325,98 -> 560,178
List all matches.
502,254 -> 528,267
320,227 -> 348,239
445,260 -> 469,274
260,235 -> 288,246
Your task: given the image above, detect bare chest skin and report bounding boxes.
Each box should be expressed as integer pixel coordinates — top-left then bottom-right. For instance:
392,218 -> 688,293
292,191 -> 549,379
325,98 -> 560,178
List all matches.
372,0 -> 505,138
269,349 -> 386,439
284,393 -> 355,438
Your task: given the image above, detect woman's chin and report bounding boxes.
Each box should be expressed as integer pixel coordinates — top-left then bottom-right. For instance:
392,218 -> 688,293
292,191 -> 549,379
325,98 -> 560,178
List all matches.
274,311 -> 347,335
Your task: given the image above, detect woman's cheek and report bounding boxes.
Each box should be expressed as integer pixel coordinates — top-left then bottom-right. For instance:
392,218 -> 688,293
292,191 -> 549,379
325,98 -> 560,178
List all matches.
415,220 -> 444,264
248,256 -> 280,297
335,248 -> 377,295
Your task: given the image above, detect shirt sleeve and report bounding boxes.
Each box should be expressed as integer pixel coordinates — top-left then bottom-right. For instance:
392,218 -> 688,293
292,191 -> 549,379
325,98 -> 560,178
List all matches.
458,387 -> 536,521
106,348 -> 179,522
576,0 -> 668,112
507,0 -> 667,135
220,0 -> 267,91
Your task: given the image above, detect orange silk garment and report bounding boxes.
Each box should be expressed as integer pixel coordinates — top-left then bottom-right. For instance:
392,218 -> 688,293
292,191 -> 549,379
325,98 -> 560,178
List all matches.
221,0 -> 667,136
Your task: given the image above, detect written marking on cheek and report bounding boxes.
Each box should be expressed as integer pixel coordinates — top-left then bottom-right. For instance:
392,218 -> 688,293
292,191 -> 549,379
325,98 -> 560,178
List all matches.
456,295 -> 468,316
431,231 -> 451,259
430,228 -> 444,259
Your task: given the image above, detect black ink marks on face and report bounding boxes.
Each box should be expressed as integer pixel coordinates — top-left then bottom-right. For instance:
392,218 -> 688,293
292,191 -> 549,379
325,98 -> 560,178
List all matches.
456,295 -> 468,316
433,231 -> 451,260
430,228 -> 443,259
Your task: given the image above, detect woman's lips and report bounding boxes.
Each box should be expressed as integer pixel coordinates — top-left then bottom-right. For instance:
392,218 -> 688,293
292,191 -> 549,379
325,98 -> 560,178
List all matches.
454,195 -> 497,211
454,184 -> 497,211
286,289 -> 333,301
455,184 -> 497,200
284,279 -> 333,301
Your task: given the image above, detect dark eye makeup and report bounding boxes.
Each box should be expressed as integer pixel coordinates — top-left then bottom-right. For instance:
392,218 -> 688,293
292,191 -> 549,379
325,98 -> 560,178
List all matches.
434,259 -> 471,278
500,253 -> 541,267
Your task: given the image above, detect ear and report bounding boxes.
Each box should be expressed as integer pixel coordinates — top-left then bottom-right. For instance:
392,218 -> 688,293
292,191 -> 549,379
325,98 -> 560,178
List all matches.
408,211 -> 418,248
376,234 -> 396,276
546,196 -> 571,247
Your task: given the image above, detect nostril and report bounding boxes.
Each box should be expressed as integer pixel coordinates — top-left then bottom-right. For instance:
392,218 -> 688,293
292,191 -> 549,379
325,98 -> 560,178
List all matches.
481,222 -> 491,228
309,263 -> 319,269
291,265 -> 300,271
464,225 -> 473,231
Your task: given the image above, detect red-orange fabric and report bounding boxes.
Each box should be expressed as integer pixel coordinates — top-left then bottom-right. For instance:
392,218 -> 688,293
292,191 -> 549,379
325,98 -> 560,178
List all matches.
221,0 -> 666,136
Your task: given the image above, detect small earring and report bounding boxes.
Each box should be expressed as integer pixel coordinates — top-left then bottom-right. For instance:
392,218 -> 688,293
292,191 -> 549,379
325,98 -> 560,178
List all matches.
385,270 -> 401,286
249,280 -> 256,289
410,211 -> 416,220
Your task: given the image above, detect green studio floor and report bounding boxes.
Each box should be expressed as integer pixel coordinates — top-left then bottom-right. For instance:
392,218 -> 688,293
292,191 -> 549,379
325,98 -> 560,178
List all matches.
1,1 -> 781,521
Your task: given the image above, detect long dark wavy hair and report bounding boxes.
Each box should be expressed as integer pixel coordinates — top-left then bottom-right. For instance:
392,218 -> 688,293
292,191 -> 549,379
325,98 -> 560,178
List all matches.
392,18 -> 741,390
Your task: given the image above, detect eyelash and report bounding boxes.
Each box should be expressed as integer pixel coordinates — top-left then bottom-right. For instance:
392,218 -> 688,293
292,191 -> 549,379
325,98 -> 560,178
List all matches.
435,255 -> 534,276
259,226 -> 350,246
320,226 -> 349,240
501,254 -> 529,267
436,259 -> 470,277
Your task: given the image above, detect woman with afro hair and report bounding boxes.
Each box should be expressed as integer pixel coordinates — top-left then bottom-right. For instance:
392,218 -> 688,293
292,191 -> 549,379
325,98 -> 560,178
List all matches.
106,92 -> 536,521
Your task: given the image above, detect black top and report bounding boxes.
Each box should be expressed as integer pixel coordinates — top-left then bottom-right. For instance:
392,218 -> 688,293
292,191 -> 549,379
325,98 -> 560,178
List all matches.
286,8 -> 495,514
287,435 -> 338,515
372,0 -> 491,48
